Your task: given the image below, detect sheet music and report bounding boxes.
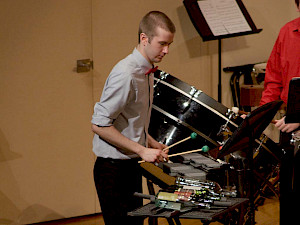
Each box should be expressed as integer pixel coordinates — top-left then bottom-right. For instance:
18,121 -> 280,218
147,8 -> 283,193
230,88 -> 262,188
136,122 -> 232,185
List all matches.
198,0 -> 251,36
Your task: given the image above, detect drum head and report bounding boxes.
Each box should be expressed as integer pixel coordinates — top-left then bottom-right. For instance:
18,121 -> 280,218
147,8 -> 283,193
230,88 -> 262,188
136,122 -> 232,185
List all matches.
149,70 -> 242,155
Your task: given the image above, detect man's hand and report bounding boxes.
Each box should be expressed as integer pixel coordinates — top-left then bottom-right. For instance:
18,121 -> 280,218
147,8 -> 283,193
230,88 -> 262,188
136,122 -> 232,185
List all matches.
138,148 -> 168,163
147,134 -> 167,150
275,116 -> 300,133
240,114 -> 247,119
146,134 -> 169,162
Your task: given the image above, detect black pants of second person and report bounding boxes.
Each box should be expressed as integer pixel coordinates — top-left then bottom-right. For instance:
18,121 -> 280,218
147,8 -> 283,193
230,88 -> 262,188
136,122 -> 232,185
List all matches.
93,157 -> 144,225
279,132 -> 300,225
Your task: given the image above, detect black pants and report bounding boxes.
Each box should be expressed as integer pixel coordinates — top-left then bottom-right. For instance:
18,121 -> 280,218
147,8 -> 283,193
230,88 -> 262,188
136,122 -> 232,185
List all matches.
93,157 -> 144,225
279,133 -> 300,224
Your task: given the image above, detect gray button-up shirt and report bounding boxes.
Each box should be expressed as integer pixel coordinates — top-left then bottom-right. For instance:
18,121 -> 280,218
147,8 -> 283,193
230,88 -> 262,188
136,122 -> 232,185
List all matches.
91,48 -> 154,159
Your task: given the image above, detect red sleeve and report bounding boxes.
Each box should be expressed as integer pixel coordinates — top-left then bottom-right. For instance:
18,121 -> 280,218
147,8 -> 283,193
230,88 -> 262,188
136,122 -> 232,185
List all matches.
260,36 -> 283,106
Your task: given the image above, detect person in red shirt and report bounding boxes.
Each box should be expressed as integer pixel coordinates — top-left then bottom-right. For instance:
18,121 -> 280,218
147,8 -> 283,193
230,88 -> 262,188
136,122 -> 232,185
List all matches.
260,2 -> 300,224
260,0 -> 300,133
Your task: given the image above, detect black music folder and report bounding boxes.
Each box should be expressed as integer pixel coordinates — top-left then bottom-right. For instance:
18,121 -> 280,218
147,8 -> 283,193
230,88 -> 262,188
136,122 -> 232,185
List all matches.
183,0 -> 262,41
218,100 -> 283,158
285,77 -> 300,123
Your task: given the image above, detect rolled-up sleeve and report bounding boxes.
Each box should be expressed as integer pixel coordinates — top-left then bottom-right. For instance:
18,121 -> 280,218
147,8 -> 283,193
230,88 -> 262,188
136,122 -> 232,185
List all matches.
91,68 -> 132,126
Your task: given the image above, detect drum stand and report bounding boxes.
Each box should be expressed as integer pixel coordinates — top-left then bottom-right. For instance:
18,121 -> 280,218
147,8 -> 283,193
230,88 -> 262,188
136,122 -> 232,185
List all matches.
217,100 -> 283,225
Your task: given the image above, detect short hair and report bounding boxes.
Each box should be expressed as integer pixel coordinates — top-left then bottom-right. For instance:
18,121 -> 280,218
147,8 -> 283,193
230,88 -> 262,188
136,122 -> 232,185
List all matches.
296,0 -> 299,7
138,11 -> 176,43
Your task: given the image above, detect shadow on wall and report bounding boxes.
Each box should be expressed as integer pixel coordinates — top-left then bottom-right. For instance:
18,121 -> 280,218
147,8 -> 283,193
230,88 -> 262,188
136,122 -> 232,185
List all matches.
176,5 -> 208,59
0,130 -> 63,224
0,129 -> 22,162
9,204 -> 64,225
0,129 -> 21,224
0,192 -> 20,225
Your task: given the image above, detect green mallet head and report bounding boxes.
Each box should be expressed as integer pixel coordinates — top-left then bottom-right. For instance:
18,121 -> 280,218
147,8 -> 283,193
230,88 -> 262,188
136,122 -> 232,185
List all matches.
190,132 -> 197,139
202,145 -> 209,153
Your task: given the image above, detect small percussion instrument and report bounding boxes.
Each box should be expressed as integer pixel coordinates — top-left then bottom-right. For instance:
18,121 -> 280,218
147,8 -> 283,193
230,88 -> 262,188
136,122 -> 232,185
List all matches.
291,130 -> 300,156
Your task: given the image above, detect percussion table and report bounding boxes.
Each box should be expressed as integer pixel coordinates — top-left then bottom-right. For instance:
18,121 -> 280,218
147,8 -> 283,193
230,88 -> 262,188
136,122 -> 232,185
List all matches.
128,198 -> 249,225
136,162 -> 249,225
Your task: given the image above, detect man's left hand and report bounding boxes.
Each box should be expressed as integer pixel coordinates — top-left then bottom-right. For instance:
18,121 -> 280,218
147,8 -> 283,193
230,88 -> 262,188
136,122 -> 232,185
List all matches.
275,116 -> 300,133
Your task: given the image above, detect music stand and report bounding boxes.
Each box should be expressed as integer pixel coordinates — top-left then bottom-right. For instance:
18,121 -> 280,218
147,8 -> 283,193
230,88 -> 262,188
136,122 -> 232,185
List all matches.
285,77 -> 300,124
216,100 -> 283,225
183,0 -> 262,103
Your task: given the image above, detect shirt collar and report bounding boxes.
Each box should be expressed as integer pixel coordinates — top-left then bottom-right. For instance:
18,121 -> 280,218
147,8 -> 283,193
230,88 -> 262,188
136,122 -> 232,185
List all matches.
132,48 -> 153,74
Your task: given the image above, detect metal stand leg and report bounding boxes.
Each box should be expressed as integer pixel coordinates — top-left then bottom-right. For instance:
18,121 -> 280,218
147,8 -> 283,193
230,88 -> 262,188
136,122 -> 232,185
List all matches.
166,218 -> 175,225
173,217 -> 182,225
147,179 -> 158,225
246,120 -> 256,225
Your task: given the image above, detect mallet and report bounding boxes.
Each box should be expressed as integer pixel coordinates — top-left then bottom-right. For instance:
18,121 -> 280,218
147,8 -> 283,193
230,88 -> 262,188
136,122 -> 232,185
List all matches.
232,107 -> 277,124
138,133 -> 200,163
138,145 -> 210,163
168,145 -> 210,158
163,132 -> 198,152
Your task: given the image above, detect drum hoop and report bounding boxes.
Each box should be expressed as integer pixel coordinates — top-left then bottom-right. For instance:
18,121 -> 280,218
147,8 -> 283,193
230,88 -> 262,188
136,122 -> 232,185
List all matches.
155,78 -> 239,128
152,105 -> 219,146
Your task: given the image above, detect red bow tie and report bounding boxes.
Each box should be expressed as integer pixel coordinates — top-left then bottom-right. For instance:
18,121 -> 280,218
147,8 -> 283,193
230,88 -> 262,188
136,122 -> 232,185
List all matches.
145,66 -> 158,75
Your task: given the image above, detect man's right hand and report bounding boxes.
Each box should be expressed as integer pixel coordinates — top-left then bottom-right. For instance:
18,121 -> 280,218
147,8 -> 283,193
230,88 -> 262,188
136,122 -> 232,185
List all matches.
139,148 -> 168,163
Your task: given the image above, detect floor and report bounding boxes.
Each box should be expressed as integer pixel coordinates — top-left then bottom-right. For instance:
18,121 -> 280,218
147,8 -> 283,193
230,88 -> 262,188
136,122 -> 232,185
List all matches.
34,196 -> 279,225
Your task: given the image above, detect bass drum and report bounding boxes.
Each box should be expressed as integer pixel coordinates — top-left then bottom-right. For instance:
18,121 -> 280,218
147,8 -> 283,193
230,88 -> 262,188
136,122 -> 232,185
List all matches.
149,70 -> 242,154
148,70 -> 284,194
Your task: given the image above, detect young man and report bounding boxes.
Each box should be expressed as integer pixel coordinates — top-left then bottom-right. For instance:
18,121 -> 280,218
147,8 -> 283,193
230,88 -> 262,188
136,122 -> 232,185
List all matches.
259,1 -> 300,224
91,11 -> 176,225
